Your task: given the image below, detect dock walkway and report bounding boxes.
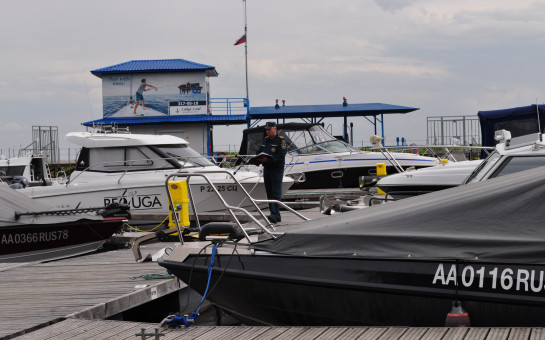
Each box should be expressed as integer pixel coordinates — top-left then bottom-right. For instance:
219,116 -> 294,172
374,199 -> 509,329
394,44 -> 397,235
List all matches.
10,318 -> 545,340
0,242 -> 181,339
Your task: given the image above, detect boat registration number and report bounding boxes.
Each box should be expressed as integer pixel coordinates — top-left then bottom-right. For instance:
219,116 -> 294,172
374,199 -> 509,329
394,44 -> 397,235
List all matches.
433,263 -> 545,293
199,185 -> 238,193
1,230 -> 69,245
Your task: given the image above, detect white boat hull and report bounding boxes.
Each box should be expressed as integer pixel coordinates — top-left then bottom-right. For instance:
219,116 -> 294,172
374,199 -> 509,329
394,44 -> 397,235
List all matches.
18,169 -> 293,221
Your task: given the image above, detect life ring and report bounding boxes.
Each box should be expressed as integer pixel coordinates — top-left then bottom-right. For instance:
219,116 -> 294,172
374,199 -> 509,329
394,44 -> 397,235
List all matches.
214,152 -> 228,165
409,144 -> 419,154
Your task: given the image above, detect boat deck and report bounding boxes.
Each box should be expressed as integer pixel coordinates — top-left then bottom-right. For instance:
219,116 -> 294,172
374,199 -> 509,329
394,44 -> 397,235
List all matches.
9,318 -> 545,340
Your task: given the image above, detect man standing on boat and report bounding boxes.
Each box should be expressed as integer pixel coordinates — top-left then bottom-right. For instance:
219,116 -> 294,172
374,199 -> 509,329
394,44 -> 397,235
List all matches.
255,122 -> 287,223
133,78 -> 157,115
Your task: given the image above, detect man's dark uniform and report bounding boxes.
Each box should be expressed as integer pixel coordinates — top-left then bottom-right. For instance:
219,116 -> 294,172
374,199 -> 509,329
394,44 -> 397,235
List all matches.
256,123 -> 287,223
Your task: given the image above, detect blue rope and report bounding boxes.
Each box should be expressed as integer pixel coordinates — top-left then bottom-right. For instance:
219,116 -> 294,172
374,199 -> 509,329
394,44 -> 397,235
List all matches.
167,243 -> 219,328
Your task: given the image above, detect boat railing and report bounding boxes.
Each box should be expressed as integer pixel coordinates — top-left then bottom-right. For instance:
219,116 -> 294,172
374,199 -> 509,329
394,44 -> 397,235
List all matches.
370,145 -> 494,162
377,148 -> 405,173
165,169 -> 309,244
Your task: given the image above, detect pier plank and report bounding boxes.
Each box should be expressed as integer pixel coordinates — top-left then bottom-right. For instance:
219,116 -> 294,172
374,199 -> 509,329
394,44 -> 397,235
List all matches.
464,327 -> 490,340
399,327 -> 431,340
530,328 -> 545,340
443,327 -> 470,340
357,327 -> 388,339
314,326 -> 367,340
418,327 -> 449,340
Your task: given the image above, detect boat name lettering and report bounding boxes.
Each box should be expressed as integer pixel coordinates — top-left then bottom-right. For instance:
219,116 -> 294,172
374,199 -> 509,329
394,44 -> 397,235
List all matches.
433,263 -> 545,293
104,195 -> 162,210
199,185 -> 238,193
1,230 -> 68,245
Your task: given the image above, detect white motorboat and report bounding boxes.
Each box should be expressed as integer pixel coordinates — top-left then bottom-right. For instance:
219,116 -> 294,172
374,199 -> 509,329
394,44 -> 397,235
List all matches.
377,130 -> 545,200
17,129 -> 293,222
0,152 -> 53,187
376,159 -> 483,199
238,123 -> 440,189
462,130 -> 545,184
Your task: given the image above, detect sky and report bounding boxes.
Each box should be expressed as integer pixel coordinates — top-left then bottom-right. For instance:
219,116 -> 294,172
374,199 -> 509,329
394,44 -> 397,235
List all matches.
1,0 -> 545,156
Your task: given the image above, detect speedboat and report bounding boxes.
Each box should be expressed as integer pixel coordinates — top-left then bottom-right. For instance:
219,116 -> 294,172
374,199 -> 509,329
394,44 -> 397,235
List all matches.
17,129 -> 293,223
377,130 -> 545,200
159,165 -> 545,327
0,183 -> 127,262
375,159 -> 483,199
0,151 -> 53,187
238,123 -> 439,189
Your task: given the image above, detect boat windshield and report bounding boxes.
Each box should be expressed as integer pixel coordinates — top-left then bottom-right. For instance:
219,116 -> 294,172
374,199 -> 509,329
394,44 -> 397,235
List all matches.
283,125 -> 358,154
153,145 -> 215,167
464,151 -> 502,184
294,140 -> 356,155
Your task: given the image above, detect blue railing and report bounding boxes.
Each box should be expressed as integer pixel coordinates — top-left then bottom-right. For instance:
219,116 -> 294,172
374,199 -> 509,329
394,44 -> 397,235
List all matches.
208,98 -> 249,116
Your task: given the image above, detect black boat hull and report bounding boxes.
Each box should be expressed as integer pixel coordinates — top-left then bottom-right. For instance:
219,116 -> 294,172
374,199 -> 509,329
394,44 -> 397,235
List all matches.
0,217 -> 125,262
160,254 -> 545,326
376,184 -> 456,199
289,166 -> 429,189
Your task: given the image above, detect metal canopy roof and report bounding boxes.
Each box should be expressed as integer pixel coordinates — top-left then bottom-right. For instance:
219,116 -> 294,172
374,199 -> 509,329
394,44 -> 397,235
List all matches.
249,102 -> 418,119
81,114 -> 247,127
90,59 -> 218,78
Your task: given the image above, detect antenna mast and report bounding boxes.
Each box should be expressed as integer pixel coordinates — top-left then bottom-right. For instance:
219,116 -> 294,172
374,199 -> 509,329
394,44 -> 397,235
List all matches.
243,0 -> 249,101
537,99 -> 542,135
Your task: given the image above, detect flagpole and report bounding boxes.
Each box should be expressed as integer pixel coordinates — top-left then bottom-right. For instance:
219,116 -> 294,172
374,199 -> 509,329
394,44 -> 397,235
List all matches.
243,0 -> 249,101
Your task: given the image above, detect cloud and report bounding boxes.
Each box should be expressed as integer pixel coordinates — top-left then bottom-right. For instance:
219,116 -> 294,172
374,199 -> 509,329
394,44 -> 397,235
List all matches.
0,122 -> 26,132
373,0 -> 422,13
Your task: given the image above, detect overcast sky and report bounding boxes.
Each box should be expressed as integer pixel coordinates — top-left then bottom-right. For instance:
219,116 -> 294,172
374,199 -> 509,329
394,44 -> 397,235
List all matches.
1,0 -> 544,155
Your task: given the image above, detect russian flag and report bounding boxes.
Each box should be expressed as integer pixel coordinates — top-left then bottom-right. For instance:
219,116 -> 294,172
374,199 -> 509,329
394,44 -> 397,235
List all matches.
234,34 -> 246,46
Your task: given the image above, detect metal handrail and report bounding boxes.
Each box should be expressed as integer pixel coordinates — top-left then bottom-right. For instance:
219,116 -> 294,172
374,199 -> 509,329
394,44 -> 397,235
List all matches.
164,169 -> 309,244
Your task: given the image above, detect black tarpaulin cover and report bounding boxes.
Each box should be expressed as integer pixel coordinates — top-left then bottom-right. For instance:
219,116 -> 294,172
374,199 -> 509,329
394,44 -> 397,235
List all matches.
253,166 -> 545,263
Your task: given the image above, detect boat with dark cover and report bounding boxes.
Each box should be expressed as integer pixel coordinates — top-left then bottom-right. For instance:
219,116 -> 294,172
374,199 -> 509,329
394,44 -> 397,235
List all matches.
159,165 -> 545,326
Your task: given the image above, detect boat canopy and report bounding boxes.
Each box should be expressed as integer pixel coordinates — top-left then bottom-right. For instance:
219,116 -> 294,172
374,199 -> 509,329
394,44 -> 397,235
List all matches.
478,104 -> 545,147
253,165 -> 545,263
238,123 -> 358,155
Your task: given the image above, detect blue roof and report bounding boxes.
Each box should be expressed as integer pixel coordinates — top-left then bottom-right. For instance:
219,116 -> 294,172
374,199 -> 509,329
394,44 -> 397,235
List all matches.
91,59 -> 218,78
249,102 -> 418,119
81,114 -> 247,127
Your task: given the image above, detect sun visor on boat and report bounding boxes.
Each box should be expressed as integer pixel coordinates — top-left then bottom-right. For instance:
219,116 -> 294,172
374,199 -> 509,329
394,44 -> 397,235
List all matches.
253,165 -> 545,263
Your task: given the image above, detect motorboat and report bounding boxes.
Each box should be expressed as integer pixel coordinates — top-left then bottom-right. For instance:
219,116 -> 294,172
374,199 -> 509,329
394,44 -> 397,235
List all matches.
462,130 -> 545,184
376,130 -> 545,200
0,151 -> 53,187
238,123 -> 439,189
159,165 -> 545,327
17,129 -> 293,223
0,183 -> 128,262
375,159 -> 483,199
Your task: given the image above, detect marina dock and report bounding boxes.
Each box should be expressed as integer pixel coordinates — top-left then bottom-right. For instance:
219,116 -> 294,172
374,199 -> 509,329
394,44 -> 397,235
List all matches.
3,206 -> 545,339
8,318 -> 545,339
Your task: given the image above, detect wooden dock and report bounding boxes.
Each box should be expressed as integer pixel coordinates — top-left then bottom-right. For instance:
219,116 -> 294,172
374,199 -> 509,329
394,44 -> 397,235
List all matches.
9,318 -> 545,340
0,242 -> 181,339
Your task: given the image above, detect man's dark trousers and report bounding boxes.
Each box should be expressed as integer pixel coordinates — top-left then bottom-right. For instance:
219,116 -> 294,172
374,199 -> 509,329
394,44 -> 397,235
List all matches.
264,167 -> 283,222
